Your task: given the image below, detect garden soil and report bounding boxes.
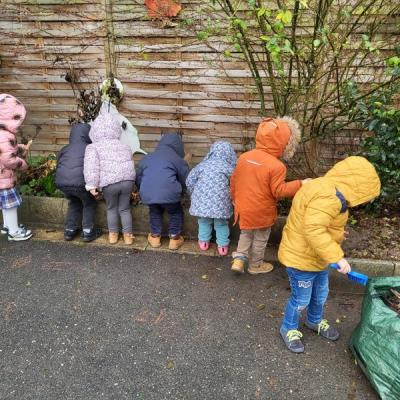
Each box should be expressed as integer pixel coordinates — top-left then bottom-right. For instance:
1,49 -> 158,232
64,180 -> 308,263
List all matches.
343,213 -> 400,261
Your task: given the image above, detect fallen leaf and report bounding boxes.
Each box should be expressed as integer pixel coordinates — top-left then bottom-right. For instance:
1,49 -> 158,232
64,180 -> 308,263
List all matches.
4,302 -> 16,321
135,310 -> 149,323
336,318 -> 341,323
256,303 -> 266,311
167,360 -> 174,369
12,255 -> 32,269
246,324 -> 251,329
153,309 -> 166,324
25,281 -> 31,288
201,274 -> 208,281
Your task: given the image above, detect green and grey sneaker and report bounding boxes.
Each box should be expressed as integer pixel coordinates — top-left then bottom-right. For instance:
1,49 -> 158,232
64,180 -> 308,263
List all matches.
305,319 -> 339,341
280,328 -> 304,353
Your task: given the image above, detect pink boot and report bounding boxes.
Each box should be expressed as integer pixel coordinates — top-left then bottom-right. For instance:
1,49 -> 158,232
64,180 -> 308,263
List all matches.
198,240 -> 210,251
218,245 -> 229,256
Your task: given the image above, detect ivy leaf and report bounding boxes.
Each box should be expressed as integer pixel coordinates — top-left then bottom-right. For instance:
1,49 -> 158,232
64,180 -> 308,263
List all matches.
257,7 -> 271,18
196,31 -> 209,41
276,9 -> 292,25
313,39 -> 321,48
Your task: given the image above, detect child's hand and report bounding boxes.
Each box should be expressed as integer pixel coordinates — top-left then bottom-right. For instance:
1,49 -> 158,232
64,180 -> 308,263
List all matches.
184,152 -> 192,163
343,230 -> 349,240
337,258 -> 351,274
90,189 -> 99,197
301,178 -> 312,185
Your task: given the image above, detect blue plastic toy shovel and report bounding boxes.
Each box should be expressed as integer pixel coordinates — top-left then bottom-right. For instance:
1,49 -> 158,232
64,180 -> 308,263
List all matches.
329,263 -> 369,286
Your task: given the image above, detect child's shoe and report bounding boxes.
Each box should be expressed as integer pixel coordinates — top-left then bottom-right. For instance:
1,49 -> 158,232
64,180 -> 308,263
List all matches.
108,231 -> 119,244
280,328 -> 304,353
7,226 -> 32,242
305,319 -> 339,341
148,233 -> 161,248
64,228 -> 79,241
248,262 -> 274,275
123,233 -> 134,245
82,227 -> 102,243
231,257 -> 245,274
1,226 -> 8,235
217,245 -> 229,256
198,240 -> 209,251
169,235 -> 184,250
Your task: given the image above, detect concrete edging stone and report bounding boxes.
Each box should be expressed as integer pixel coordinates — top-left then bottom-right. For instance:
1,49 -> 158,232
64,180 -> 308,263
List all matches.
5,196 -> 398,277
16,195 -> 286,244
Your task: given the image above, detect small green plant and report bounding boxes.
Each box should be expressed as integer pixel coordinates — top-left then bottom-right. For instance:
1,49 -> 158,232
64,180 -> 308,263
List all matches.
19,155 -> 63,198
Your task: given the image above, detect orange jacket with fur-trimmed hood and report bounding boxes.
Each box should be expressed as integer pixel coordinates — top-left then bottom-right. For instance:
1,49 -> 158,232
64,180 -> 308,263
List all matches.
278,156 -> 381,271
230,117 -> 302,230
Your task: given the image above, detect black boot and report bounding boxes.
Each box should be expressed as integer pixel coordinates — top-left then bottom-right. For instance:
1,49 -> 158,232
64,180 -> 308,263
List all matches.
64,229 -> 80,241
81,227 -> 102,242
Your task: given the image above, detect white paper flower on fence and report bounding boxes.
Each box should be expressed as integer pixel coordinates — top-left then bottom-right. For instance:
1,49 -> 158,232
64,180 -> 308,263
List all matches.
98,78 -> 146,155
100,78 -> 124,105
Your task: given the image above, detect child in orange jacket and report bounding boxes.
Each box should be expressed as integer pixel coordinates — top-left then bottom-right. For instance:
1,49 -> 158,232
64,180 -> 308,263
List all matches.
230,117 -> 308,274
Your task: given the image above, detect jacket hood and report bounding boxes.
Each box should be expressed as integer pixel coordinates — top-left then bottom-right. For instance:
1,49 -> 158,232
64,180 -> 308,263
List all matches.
203,141 -> 236,167
255,118 -> 291,157
69,123 -> 92,144
325,156 -> 381,207
89,112 -> 121,143
157,133 -> 184,158
0,93 -> 26,134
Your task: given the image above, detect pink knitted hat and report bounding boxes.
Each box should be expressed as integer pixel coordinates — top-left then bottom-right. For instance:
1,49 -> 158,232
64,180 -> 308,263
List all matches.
0,93 -> 26,134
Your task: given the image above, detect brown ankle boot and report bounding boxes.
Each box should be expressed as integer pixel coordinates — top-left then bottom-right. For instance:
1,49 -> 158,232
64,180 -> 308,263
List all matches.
169,235 -> 184,250
109,232 -> 119,244
147,233 -> 161,248
123,233 -> 134,245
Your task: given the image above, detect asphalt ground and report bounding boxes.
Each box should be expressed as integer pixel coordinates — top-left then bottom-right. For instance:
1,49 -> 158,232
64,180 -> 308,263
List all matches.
0,238 -> 377,400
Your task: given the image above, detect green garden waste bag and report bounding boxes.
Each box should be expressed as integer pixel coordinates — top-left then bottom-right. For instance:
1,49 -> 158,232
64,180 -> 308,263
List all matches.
349,276 -> 400,400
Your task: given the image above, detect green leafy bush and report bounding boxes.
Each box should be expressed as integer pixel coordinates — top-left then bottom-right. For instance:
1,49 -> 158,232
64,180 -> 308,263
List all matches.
19,155 -> 64,198
361,104 -> 400,209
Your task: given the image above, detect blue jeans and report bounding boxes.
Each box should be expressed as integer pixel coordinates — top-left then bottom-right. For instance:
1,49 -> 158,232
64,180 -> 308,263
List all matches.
281,267 -> 329,332
198,217 -> 230,246
149,202 -> 183,236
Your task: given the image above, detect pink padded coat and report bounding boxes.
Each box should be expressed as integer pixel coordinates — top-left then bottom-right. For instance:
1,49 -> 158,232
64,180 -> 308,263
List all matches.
0,94 -> 28,190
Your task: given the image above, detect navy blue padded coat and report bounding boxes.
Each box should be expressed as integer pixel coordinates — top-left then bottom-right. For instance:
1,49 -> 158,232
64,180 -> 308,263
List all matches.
136,133 -> 189,205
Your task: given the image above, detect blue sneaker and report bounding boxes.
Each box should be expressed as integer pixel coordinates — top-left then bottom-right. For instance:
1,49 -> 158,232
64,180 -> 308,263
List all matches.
280,328 -> 304,353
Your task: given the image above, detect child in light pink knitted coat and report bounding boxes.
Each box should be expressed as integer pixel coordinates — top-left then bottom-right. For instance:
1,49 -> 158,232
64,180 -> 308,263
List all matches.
84,112 -> 136,244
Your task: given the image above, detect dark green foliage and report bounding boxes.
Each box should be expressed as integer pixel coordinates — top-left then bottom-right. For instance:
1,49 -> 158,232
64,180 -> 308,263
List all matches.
361,104 -> 400,209
19,155 -> 63,198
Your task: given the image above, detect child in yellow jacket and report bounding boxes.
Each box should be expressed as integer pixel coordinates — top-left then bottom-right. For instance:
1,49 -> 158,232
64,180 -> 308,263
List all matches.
278,156 -> 381,353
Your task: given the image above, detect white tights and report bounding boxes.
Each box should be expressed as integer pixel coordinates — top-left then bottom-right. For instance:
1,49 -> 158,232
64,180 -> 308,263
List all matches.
2,207 -> 19,234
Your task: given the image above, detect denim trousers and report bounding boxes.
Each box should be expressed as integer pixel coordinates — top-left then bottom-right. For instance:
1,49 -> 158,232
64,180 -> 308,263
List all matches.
149,202 -> 183,236
281,267 -> 329,332
61,187 -> 97,231
197,217 -> 230,246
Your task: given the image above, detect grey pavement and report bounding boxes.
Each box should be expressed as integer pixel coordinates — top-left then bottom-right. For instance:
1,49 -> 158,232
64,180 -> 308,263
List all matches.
0,238 -> 377,400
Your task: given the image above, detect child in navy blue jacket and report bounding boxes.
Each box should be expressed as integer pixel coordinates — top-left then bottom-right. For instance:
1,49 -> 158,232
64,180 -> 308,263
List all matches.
136,132 -> 189,250
56,123 -> 101,242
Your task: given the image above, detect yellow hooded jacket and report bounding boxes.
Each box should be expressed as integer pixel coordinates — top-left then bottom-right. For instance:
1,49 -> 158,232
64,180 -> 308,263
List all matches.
278,156 -> 381,271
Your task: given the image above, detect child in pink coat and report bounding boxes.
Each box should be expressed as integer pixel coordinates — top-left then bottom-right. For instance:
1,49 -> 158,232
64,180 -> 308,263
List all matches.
0,94 -> 32,241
